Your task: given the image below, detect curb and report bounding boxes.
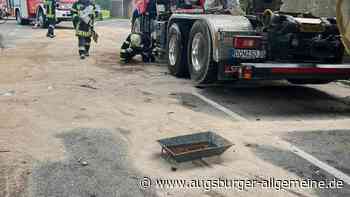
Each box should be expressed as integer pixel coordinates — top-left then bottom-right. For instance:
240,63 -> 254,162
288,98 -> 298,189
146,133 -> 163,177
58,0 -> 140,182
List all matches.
338,80 -> 350,87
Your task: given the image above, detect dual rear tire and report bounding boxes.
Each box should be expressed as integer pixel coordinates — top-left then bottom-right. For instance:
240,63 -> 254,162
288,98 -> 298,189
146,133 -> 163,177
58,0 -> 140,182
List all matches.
167,20 -> 217,84
16,10 -> 29,25
15,9 -> 50,28
167,23 -> 187,77
36,9 -> 48,28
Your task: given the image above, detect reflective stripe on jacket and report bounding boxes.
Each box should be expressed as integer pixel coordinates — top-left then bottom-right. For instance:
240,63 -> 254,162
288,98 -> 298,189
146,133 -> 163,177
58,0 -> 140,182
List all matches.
45,0 -> 56,19
72,2 -> 95,37
75,29 -> 92,37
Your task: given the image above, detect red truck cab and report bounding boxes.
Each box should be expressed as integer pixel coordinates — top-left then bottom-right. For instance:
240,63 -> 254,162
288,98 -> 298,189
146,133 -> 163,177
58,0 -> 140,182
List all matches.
13,0 -> 76,26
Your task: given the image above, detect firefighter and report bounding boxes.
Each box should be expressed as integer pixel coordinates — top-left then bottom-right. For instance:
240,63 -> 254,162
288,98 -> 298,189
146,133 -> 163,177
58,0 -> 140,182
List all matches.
71,0 -> 96,59
120,0 -> 156,63
45,0 -> 56,38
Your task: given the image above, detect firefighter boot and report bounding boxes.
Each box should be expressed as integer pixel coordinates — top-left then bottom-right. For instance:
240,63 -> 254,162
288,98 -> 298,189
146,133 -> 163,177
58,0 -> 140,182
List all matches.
47,25 -> 55,38
78,37 -> 86,59
84,37 -> 92,57
85,45 -> 90,57
80,53 -> 86,59
79,47 -> 86,59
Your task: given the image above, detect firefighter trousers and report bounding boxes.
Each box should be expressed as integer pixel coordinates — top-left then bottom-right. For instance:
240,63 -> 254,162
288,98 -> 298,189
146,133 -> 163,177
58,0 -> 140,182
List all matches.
78,36 -> 91,56
46,1 -> 56,36
47,18 -> 55,36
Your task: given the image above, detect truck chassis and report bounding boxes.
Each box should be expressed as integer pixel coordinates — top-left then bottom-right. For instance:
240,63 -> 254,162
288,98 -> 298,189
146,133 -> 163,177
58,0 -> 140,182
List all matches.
131,0 -> 350,85
13,0 -> 74,27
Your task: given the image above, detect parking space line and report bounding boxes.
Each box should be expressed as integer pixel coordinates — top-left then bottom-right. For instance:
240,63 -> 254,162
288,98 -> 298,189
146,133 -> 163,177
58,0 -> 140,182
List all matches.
285,141 -> 350,185
193,92 -> 350,184
192,92 -> 248,121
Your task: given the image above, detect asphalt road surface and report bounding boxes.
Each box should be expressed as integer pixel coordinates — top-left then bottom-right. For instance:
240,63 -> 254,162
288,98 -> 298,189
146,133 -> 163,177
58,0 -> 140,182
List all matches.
31,128 -> 158,197
196,82 -> 350,121
1,19 -> 350,197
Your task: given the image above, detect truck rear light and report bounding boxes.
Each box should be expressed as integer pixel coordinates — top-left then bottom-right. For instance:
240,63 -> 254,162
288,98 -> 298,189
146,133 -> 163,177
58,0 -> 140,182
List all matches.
233,36 -> 262,49
242,66 -> 253,79
224,64 -> 233,74
224,65 -> 240,75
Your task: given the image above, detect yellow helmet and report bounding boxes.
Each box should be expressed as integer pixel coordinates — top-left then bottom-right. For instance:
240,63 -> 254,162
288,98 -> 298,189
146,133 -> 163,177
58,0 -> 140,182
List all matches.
130,33 -> 142,48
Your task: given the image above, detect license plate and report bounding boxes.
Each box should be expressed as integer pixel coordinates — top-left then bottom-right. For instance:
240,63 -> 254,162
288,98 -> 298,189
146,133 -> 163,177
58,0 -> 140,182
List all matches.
232,49 -> 266,59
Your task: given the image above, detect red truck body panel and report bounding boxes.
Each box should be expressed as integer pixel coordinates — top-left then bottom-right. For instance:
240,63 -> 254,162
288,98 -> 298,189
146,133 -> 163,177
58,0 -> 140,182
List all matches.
27,0 -> 40,16
14,0 -> 77,21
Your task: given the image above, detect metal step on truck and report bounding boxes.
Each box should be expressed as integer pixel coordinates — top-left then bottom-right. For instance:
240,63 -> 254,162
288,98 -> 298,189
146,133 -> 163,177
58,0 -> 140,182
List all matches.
127,0 -> 350,86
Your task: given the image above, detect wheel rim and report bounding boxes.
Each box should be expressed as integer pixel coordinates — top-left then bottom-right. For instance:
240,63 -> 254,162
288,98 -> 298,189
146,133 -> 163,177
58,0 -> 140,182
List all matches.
168,34 -> 178,66
0,11 -> 5,24
38,13 -> 44,27
191,33 -> 205,72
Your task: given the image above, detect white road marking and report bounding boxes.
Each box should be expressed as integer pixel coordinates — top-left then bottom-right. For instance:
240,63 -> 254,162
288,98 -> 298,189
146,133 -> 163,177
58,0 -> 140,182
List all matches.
192,92 -> 350,184
192,92 -> 248,121
285,141 -> 350,185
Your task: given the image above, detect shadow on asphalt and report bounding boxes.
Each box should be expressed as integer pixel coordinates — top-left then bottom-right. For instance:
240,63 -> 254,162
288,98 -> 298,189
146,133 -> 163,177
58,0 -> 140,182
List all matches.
171,92 -> 230,119
248,144 -> 350,197
55,25 -> 74,30
30,128 -> 158,197
198,83 -> 350,120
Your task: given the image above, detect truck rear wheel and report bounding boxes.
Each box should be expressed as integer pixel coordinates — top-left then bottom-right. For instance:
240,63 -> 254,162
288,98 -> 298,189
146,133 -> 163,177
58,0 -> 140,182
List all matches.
36,9 -> 48,28
188,20 -> 217,84
167,23 -> 187,77
16,10 -> 29,25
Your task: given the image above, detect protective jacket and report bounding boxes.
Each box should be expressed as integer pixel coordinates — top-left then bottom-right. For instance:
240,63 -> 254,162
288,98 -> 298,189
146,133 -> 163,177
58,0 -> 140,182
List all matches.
71,0 -> 95,37
44,0 -> 56,20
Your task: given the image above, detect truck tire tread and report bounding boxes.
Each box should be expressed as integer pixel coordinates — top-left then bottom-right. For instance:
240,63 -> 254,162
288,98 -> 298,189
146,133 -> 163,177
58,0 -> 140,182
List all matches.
167,22 -> 188,77
187,20 -> 217,85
